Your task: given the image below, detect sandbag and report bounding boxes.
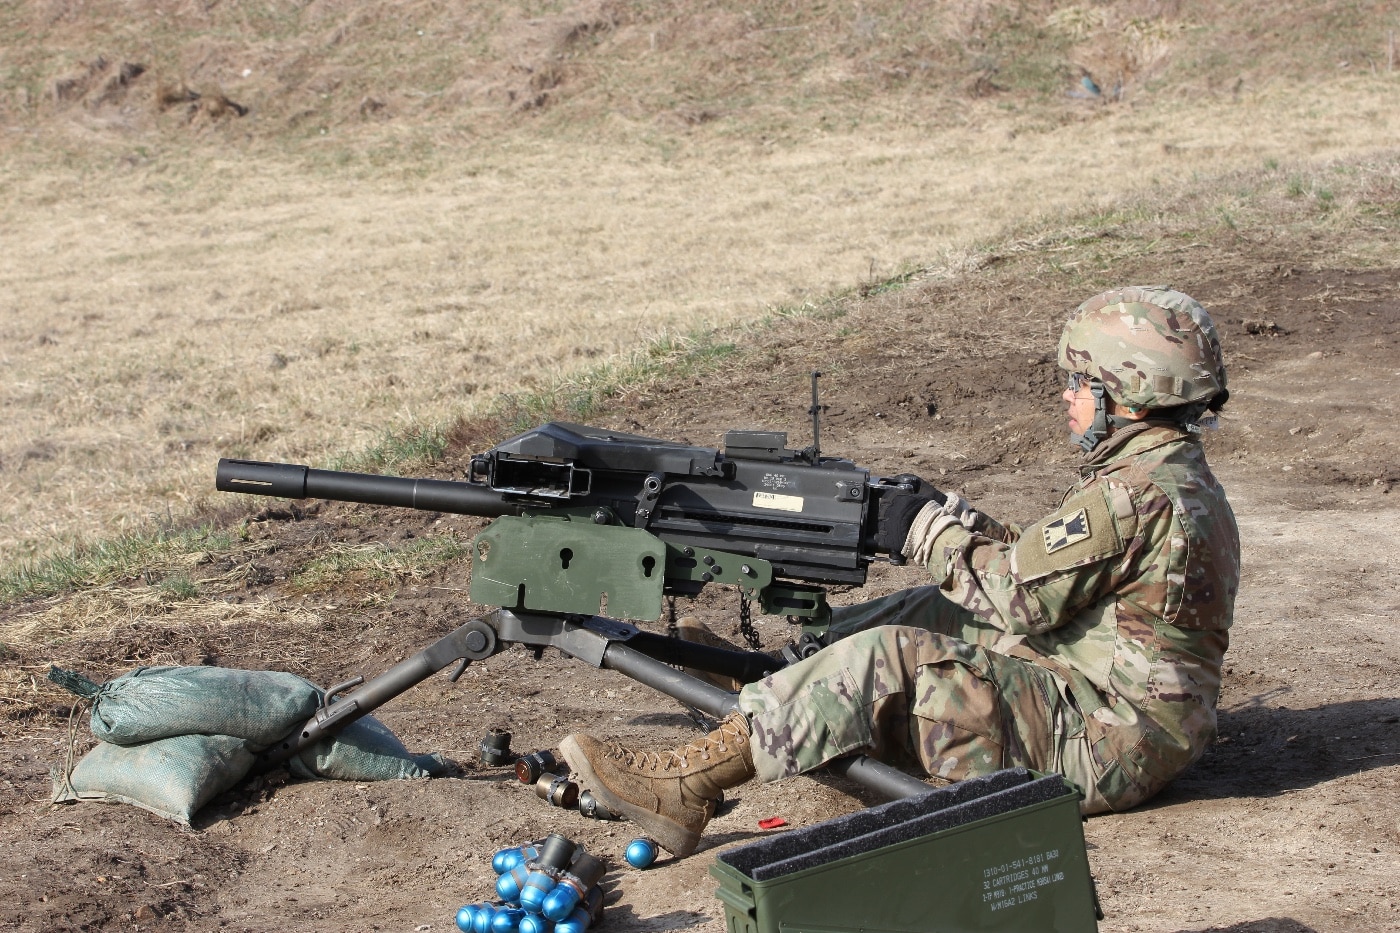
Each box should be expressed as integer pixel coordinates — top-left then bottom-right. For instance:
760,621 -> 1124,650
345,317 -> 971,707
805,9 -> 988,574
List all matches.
291,714 -> 451,781
52,733 -> 255,825
86,666 -> 321,747
48,664 -> 452,823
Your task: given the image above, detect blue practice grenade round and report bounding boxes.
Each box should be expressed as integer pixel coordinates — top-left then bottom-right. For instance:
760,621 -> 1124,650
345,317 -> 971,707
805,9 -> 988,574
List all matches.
624,838 -> 658,869
540,883 -> 583,923
492,845 -> 539,875
490,907 -> 527,933
455,904 -> 478,932
495,863 -> 531,904
541,852 -> 606,922
517,913 -> 552,933
517,869 -> 559,914
553,906 -> 593,933
470,903 -> 497,933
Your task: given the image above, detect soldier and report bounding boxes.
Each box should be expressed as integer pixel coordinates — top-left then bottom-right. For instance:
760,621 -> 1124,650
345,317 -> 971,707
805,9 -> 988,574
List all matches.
561,286 -> 1241,857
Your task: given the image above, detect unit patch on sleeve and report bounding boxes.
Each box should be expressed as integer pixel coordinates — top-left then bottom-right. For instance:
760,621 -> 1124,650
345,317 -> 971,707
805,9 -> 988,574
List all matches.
1042,507 -> 1092,554
1015,486 -> 1122,581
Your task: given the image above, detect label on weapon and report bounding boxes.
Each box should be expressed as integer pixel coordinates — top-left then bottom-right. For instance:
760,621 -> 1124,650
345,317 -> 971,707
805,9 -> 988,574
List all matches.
753,491 -> 803,512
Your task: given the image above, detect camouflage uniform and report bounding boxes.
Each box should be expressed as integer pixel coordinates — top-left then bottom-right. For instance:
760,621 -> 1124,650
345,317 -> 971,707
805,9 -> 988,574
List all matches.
738,289 -> 1240,813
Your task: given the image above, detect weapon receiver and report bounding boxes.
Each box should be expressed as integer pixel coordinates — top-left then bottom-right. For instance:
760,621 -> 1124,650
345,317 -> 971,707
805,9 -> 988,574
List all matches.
219,420 -> 918,625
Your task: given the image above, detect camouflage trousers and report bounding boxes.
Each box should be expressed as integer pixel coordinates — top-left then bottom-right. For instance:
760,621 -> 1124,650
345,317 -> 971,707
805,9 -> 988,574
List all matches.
736,586 -> 1111,812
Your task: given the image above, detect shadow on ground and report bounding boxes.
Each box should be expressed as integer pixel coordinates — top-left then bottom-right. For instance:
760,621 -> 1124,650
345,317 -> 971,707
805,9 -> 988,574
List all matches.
1169,919 -> 1318,933
1158,697 -> 1400,804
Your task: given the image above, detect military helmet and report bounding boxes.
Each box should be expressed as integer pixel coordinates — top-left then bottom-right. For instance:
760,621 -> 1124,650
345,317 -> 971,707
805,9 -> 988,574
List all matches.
1058,285 -> 1227,410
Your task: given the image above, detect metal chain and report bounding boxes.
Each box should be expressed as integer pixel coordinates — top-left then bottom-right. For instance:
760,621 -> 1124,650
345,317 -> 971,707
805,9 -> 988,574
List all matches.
666,596 -> 678,638
739,593 -> 761,650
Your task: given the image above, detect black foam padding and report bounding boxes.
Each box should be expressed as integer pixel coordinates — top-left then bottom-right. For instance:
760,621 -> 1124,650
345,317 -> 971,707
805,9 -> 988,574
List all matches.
719,769 -> 1073,882
718,768 -> 1029,877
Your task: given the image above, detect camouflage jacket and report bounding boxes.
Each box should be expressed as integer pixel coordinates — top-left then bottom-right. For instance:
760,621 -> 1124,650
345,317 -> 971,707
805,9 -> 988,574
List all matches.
918,422 -> 1240,808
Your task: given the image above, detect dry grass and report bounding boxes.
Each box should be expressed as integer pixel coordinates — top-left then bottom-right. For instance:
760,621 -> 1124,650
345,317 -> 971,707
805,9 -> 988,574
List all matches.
290,535 -> 471,591
0,569 -> 292,651
6,1 -> 1391,139
2,0 -> 1399,575
5,78 -> 1398,569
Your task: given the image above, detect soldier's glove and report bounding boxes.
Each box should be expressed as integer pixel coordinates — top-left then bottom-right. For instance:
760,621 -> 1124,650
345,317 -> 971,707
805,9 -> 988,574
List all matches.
904,492 -> 979,566
874,476 -> 947,555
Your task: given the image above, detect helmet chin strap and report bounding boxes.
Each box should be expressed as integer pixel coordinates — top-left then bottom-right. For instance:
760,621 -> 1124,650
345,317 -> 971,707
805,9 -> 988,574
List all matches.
1072,378 -> 1137,453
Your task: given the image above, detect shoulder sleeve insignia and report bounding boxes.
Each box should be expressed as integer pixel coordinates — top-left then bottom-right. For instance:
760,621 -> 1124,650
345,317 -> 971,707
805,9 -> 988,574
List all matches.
1014,486 -> 1123,582
1042,507 -> 1091,553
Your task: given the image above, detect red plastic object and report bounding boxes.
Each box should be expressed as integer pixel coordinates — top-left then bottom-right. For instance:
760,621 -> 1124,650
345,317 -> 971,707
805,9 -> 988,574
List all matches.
757,817 -> 787,830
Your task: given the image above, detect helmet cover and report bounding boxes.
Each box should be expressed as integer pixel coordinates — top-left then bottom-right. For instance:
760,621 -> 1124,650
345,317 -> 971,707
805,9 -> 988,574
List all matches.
1058,285 -> 1226,410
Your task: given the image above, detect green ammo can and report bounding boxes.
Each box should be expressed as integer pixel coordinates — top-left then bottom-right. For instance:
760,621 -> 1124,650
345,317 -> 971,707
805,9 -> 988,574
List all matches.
710,768 -> 1100,933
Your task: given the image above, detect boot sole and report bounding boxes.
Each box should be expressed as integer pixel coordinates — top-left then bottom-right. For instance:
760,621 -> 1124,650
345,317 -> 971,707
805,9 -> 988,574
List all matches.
558,735 -> 702,857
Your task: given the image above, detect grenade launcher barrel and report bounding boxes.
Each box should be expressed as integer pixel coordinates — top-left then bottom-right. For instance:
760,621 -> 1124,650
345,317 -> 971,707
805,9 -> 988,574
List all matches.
215,457 -> 519,518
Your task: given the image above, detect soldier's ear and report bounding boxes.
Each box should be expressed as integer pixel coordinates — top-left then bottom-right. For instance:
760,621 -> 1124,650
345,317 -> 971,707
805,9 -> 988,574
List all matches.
1112,401 -> 1149,421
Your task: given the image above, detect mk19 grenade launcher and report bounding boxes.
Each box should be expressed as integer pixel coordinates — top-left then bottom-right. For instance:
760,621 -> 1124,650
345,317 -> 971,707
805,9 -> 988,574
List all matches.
212,386 -> 938,803
217,417 -> 920,635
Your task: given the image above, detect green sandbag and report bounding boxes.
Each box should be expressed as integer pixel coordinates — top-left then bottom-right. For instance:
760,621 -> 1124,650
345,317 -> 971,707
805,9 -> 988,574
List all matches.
290,714 -> 451,781
47,665 -> 451,824
52,733 -> 254,825
87,666 -> 321,747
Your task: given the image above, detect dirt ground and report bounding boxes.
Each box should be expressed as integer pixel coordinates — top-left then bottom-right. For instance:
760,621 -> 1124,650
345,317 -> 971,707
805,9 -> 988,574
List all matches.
1,249 -> 1397,932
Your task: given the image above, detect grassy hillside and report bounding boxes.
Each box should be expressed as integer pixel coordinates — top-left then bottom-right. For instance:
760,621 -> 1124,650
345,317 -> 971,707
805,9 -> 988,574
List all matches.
0,0 -> 1397,577
3,150 -> 1396,604
4,0 -> 1396,156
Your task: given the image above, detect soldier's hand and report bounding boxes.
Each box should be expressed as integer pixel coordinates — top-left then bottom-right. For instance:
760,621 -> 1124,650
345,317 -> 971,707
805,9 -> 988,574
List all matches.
874,476 -> 947,555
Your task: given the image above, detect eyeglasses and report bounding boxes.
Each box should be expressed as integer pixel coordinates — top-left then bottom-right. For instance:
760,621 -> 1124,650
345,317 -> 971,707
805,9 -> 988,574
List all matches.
1066,372 -> 1100,394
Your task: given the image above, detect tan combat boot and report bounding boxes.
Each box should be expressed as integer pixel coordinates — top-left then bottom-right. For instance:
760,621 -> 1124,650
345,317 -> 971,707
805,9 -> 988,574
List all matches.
559,711 -> 755,857
675,616 -> 746,692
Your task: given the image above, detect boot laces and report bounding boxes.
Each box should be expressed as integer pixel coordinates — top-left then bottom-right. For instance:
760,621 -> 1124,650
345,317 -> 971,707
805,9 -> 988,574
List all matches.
606,718 -> 746,773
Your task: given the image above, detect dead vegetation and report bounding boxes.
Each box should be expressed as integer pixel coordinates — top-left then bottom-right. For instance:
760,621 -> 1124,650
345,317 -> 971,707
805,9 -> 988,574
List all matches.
1,8 -> 1398,594
6,0 -> 1398,143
